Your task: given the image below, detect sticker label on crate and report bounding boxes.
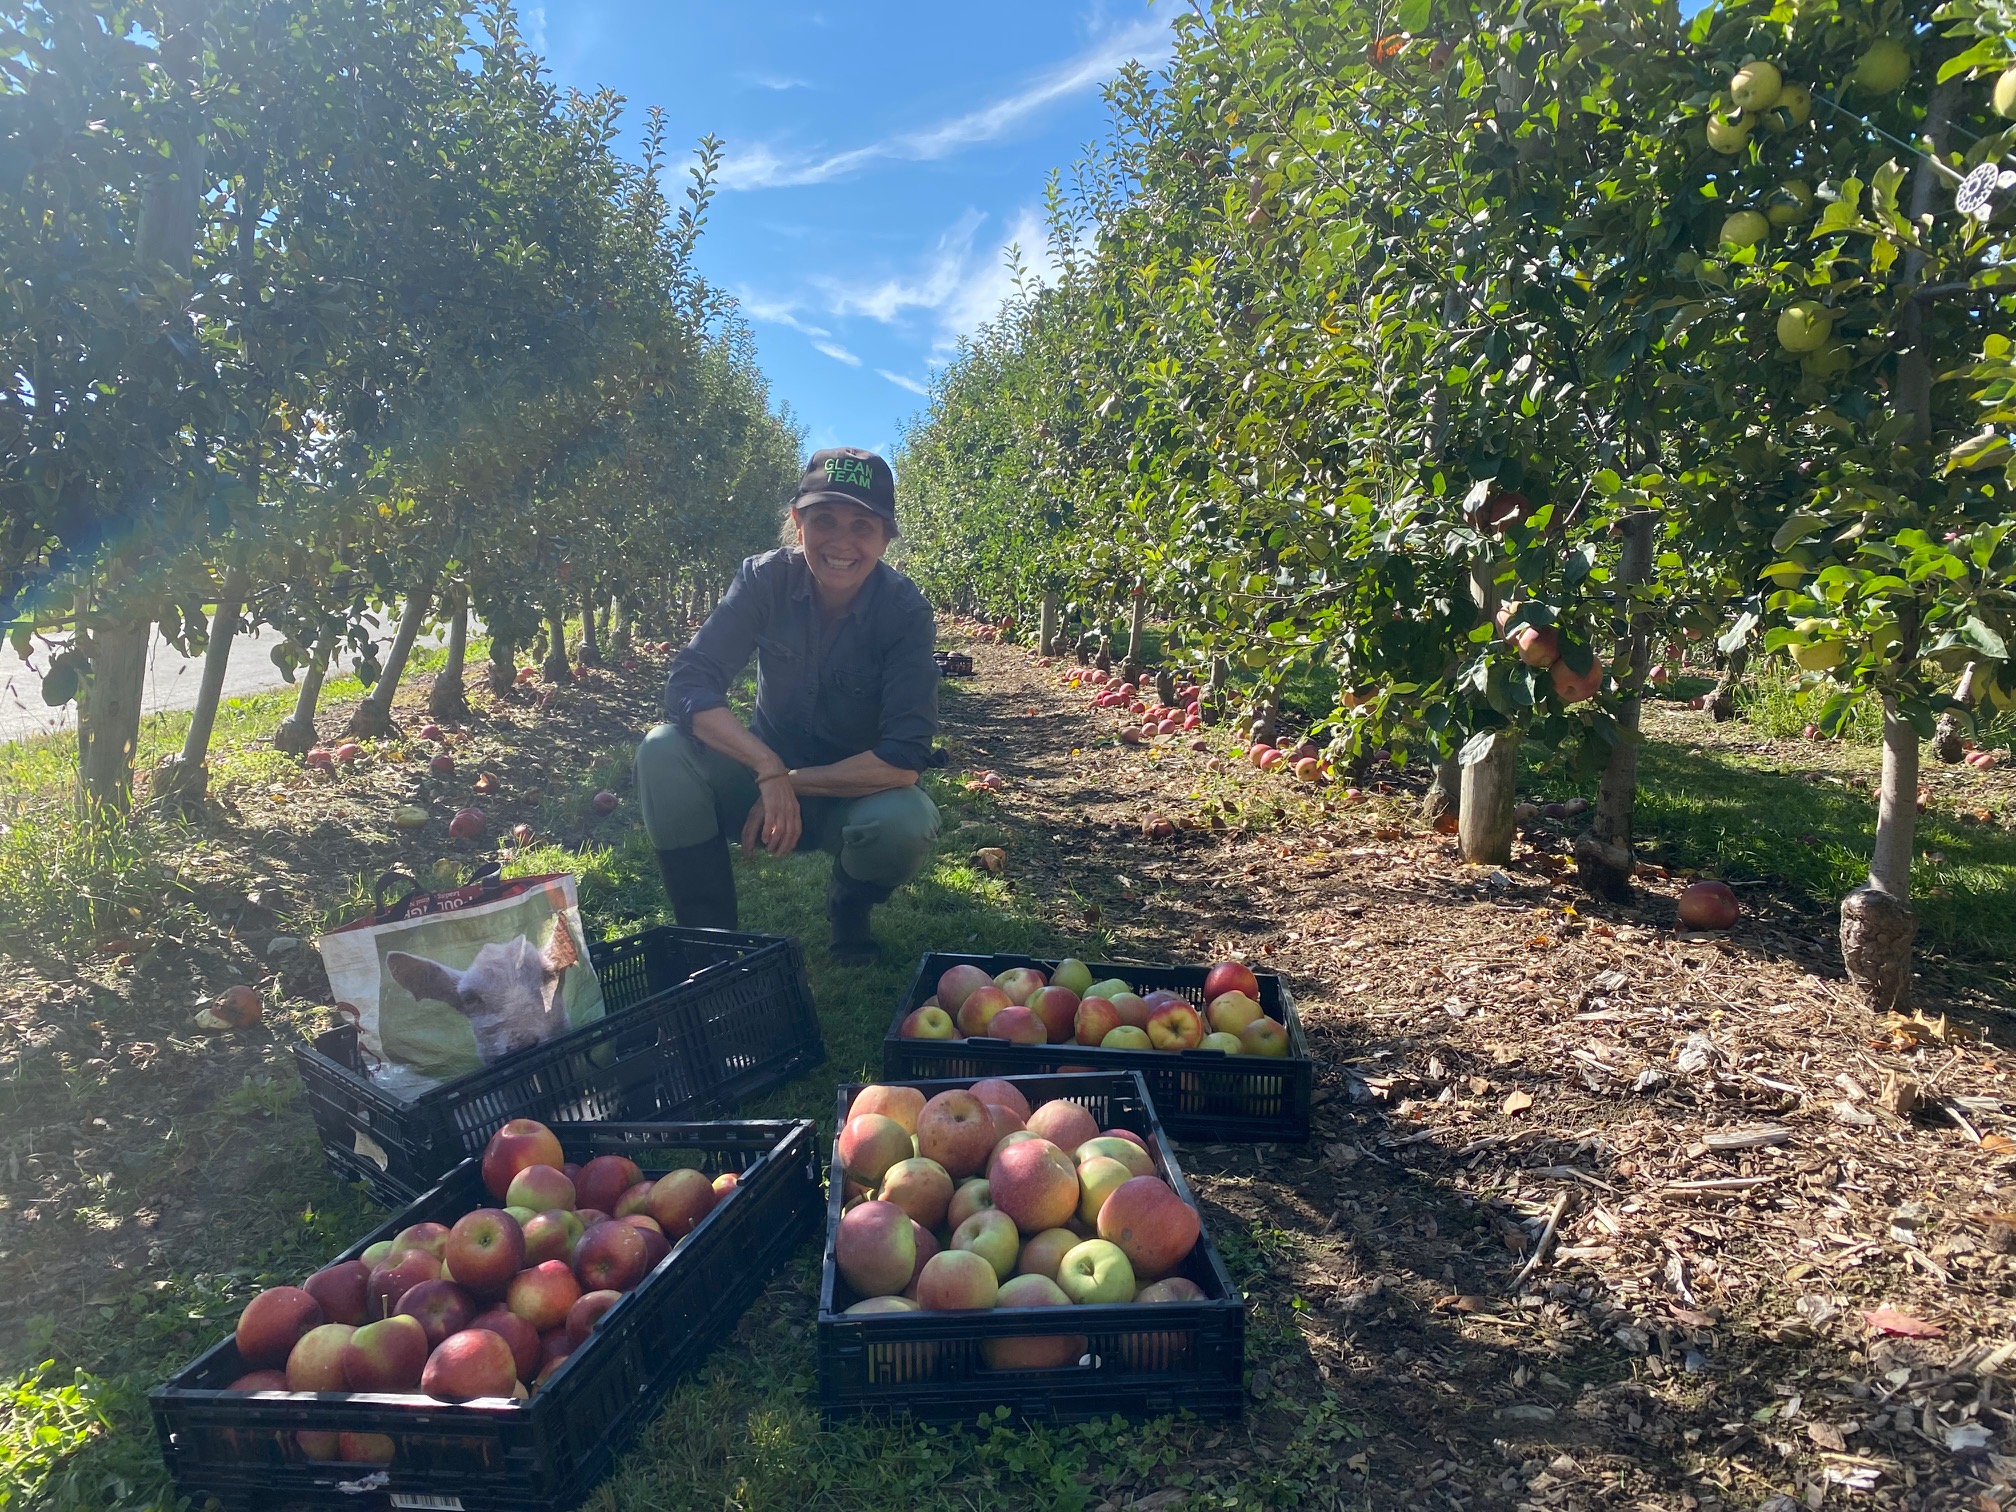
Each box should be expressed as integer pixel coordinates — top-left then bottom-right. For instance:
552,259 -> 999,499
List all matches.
390,1496 -> 465,1510
353,1127 -> 390,1171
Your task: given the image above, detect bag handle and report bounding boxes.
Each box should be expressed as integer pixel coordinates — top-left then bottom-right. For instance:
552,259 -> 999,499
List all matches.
372,870 -> 422,921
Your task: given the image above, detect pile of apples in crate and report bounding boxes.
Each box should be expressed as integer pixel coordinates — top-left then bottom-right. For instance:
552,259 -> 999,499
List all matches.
835,1079 -> 1205,1366
225,1119 -> 730,1427
899,957 -> 1287,1057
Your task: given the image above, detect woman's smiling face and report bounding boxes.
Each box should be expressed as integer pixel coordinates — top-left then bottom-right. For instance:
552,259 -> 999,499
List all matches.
794,501 -> 891,605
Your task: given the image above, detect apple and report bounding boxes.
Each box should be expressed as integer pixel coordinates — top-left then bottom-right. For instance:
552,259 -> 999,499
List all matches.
572,1220 -> 649,1293
845,1296 -> 922,1316
301,1261 -> 371,1328
1076,1156 -> 1135,1228
899,1005 -> 956,1039
468,1306 -> 541,1380
839,1113 -> 914,1188
366,1250 -> 440,1320
1026,1099 -> 1099,1155
1678,879 -> 1739,930
1082,977 -> 1132,1001
505,1164 -> 576,1214
988,1103 -> 1028,1146
448,807 -> 486,839
361,1241 -> 395,1268
285,1323 -> 357,1392
429,753 -> 456,775
880,1157 -> 954,1228
1136,1277 -> 1207,1303
512,822 -> 535,845
1100,1026 -> 1152,1050
507,1260 -> 582,1332
916,1249 -> 1000,1311
1075,1136 -> 1153,1179
1146,1001 -> 1205,1051
1239,1017 -> 1290,1057
1199,1031 -> 1243,1054
333,741 -> 362,764
612,1181 -> 655,1219
565,1289 -> 623,1348
1206,991 -> 1264,1036
1101,1129 -> 1148,1152
711,1172 -> 739,1198
442,1209 -> 525,1298
304,747 -> 334,771
573,1155 -> 643,1216
1729,59 -> 1781,111
339,1432 -> 396,1464
1704,109 -> 1750,154
916,1090 -> 997,1178
297,1431 -> 344,1461
646,1168 -> 718,1240
1203,960 -> 1259,1003
955,986 -> 1011,1037
993,967 -> 1047,1005
988,1137 -> 1080,1234
983,1275 -> 1085,1370
1512,623 -> 1560,668
1106,993 -> 1151,1030
970,1078 -> 1032,1122
422,1328 -> 519,1401
395,1279 -> 476,1349
1028,986 -> 1081,1042
225,1369 -> 290,1391
393,1222 -> 452,1259
1720,209 -> 1769,249
524,1209 -> 584,1267
848,1084 -> 927,1134
986,1005 -> 1047,1044
1016,1228 -> 1080,1282
903,1219 -> 941,1296
593,790 -> 619,815
937,964 -> 996,1015
947,1178 -> 993,1231
1776,299 -> 1832,354
1056,1239 -> 1136,1305
1853,37 -> 1910,93
1098,1177 -> 1200,1281
1052,958 -> 1095,996
482,1119 -> 565,1200
1073,996 -> 1121,1046
335,1313 -> 428,1394
836,1200 -> 917,1299
1550,657 -> 1602,703
953,1208 -> 1022,1280
619,1215 -> 672,1272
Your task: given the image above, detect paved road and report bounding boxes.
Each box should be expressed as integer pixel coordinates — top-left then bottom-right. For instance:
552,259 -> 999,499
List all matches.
0,622 -> 449,748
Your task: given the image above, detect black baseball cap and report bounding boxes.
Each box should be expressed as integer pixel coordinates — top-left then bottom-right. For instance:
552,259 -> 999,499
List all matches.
793,447 -> 898,532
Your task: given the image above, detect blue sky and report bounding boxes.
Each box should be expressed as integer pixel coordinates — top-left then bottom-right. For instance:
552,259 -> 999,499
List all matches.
526,0 -> 1179,461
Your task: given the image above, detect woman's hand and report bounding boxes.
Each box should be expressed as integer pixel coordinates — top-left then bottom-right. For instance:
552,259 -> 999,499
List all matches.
740,772 -> 802,858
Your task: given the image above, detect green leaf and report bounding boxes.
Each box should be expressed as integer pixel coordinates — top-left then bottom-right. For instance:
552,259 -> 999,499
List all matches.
1458,728 -> 1500,766
1395,0 -> 1432,33
1771,514 -> 1827,552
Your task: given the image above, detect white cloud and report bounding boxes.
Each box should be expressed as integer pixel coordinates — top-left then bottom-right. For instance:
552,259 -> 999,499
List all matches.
811,339 -> 863,367
810,206 -> 1059,354
742,71 -> 811,91
877,369 -> 931,396
718,18 -> 1173,190
735,289 -> 831,340
524,4 -> 546,52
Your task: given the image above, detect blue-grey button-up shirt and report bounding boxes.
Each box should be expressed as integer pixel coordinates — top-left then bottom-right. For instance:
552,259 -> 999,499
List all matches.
663,548 -> 939,772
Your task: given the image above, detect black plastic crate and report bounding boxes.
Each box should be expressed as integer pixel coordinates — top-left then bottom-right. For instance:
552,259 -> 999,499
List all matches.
152,1118 -> 819,1512
296,927 -> 824,1205
817,1072 -> 1245,1424
881,954 -> 1311,1143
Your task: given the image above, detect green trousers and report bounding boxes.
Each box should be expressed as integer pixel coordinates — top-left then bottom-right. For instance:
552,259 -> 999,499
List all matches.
634,723 -> 941,888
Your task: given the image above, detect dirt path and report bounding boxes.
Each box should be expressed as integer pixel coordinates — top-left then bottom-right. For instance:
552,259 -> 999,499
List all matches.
937,626 -> 2015,1511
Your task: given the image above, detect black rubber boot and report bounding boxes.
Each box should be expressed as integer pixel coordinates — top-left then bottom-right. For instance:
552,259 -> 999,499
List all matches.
655,835 -> 738,931
827,864 -> 894,965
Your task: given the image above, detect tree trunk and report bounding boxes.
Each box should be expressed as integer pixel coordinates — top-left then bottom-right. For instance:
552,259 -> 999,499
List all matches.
1842,692 -> 1920,1014
578,590 -> 602,667
1933,661 -> 1979,764
1459,732 -> 1519,865
1708,642 -> 1747,722
349,581 -> 433,737
611,593 -> 633,653
1039,593 -> 1059,656
273,632 -> 331,753
1121,594 -> 1147,682
1422,752 -> 1461,826
486,633 -> 517,695
1577,511 -> 1657,900
542,607 -> 573,683
428,583 -> 470,720
156,564 -> 250,807
76,611 -> 152,818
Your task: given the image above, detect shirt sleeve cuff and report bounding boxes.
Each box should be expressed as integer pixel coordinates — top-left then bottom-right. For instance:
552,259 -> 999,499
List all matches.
872,739 -> 931,773
670,689 -> 730,726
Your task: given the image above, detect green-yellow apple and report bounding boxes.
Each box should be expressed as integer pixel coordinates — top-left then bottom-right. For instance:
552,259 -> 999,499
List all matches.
504,1165 -> 575,1214
947,1178 -> 993,1231
880,1157 -> 954,1228
917,1089 -> 997,1178
839,1113 -> 914,1187
1998,67 -> 2016,119
1766,81 -> 1812,128
1719,210 -> 1769,249
1076,1155 -> 1135,1227
236,1286 -> 326,1368
1025,1099 -> 1100,1155
956,986 -> 1011,1037
970,1078 -> 1032,1122
983,1275 -> 1086,1370
646,1167 -> 718,1239
1101,1128 -> 1149,1152
1802,343 -> 1852,380
1056,1239 -> 1136,1305
1728,59 -> 1780,111
1016,1227 -> 1080,1282
1028,985 -> 1081,1041
422,1327 -> 519,1401
1082,977 -> 1132,1001
952,1207 -> 1022,1279
845,1295 -> 920,1315
1765,180 -> 1812,226
1076,1136 -> 1153,1179
1199,1031 -> 1244,1055
360,1240 -> 395,1268
343,1315 -> 429,1391
916,1248 -> 999,1310
481,1118 -> 564,1201
285,1323 -> 357,1392
836,1199 -> 916,1298
1101,1025 -> 1153,1051
1074,996 -> 1122,1046
993,967 -> 1047,1005
1203,960 -> 1259,1002
986,1005 -> 1047,1044
899,1005 -> 956,1040
1776,300 -> 1831,353
1239,1016 -> 1290,1057
1704,110 -> 1750,154
1853,38 -> 1909,93
1097,1176 -> 1201,1281
1146,1001 -> 1205,1051
988,1137 -> 1080,1234
1207,990 -> 1264,1036
847,1084 -> 927,1135
936,964 -> 995,1015
1052,958 -> 1095,996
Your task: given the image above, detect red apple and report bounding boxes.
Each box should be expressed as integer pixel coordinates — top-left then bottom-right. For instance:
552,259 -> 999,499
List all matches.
482,1119 -> 564,1200
612,1181 -> 656,1219
989,1138 -> 1081,1235
983,1275 -> 1085,1369
573,1155 -> 643,1216
836,1199 -> 917,1299
512,822 -> 535,845
301,1261 -> 371,1328
572,1220 -> 650,1293
1101,1128 -> 1148,1152
955,985 -> 1012,1037
915,1248 -> 999,1311
443,1210 -> 525,1298
333,741 -> 362,764
987,1005 -> 1047,1045
1677,879 -> 1739,930
504,1164 -> 576,1214
339,1432 -> 396,1464
1097,1176 -> 1201,1281
993,967 -> 1047,1005
970,1078 -> 1032,1122
430,753 -> 456,775
847,1084 -> 927,1134
839,1113 -> 915,1187
593,790 -> 619,815
646,1168 -> 718,1240
236,1287 -> 325,1369
395,1278 -> 476,1350
1073,996 -> 1121,1047
448,807 -> 486,839
916,1090 -> 997,1179
565,1290 -> 623,1348
1202,960 -> 1259,1004
285,1323 -> 357,1392
985,1101 -> 1025,1144
1146,1001 -> 1205,1051
468,1306 -> 541,1381
392,1222 -> 452,1260
343,1314 -> 430,1392
711,1171 -> 738,1198
366,1250 -> 440,1320
1025,1099 -> 1100,1155
225,1369 -> 291,1391
1550,657 -> 1602,702
937,964 -> 996,1015
880,1157 -> 954,1229
520,1209 -> 580,1267
1240,1017 -> 1289,1056
1514,625 -> 1560,668
422,1328 -> 519,1401
419,723 -> 443,742
507,1260 -> 581,1332
1027,986 -> 1081,1042
618,1214 -> 672,1272
304,747 -> 334,771
538,1327 -> 572,1373
1107,993 -> 1151,1030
